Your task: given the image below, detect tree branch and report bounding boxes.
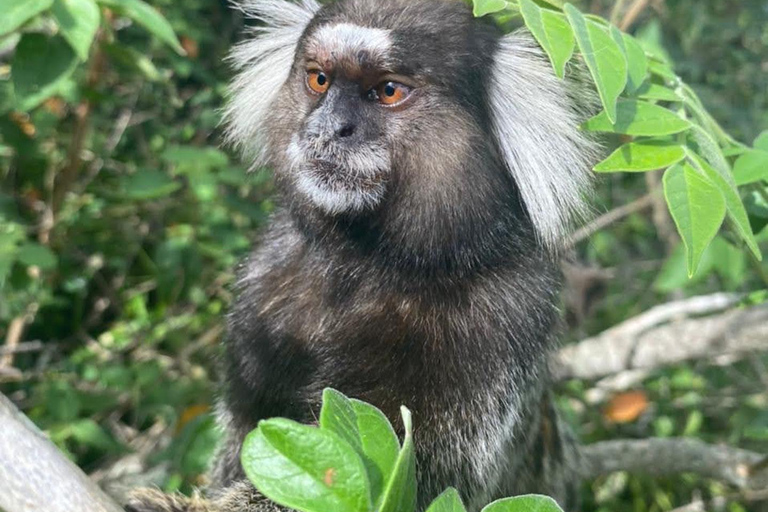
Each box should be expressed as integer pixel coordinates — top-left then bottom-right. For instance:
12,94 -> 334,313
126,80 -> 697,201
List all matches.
554,294 -> 768,381
0,393 -> 123,512
581,438 -> 768,491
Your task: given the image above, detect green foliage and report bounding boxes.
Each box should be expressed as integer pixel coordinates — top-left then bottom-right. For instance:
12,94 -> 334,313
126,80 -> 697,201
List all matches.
473,0 -> 767,276
241,389 -> 563,512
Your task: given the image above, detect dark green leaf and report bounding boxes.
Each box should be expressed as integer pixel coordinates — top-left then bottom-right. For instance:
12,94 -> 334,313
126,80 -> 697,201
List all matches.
16,243 -> 58,270
733,150 -> 768,186
0,0 -> 54,37
51,0 -> 100,61
11,34 -> 79,111
663,162 -> 726,276
582,100 -> 692,136
378,407 -> 417,512
425,488 -> 468,512
520,0 -> 574,79
482,495 -> 565,512
121,169 -> 181,200
594,142 -> 685,173
96,0 -> 184,54
242,418 -> 371,512
564,4 -> 627,123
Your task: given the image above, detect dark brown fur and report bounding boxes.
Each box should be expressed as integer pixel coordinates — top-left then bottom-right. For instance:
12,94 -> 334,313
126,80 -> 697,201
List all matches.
128,0 -> 593,511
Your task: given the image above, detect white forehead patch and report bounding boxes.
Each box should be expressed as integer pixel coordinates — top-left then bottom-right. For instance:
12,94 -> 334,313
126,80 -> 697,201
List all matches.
310,23 -> 393,60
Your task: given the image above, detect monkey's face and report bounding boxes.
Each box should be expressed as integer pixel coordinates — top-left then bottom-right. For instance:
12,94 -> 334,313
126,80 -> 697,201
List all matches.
265,0 -> 500,219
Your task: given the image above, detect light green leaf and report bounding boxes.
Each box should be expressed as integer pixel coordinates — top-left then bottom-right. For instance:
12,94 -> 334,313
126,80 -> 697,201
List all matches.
378,407 -> 417,512
425,488 -> 468,512
754,130 -> 768,152
16,243 -> 58,270
647,60 -> 677,81
610,28 -> 647,94
594,142 -> 685,173
472,0 -> 509,17
733,150 -> 768,186
11,34 -> 79,111
242,418 -> 371,512
663,162 -> 727,276
564,4 -> 627,123
51,0 -> 100,61
0,0 -> 54,37
319,389 -> 400,505
635,82 -> 681,102
520,0 -> 574,79
582,100 -> 692,136
96,0 -> 184,54
120,169 -> 181,200
482,494 -> 565,512
688,151 -> 762,260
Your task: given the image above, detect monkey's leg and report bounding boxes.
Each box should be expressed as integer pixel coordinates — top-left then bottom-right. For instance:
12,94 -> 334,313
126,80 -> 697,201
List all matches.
126,482 -> 284,512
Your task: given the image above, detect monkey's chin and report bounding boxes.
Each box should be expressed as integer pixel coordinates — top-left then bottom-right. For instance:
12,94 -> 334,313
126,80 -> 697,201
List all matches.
294,166 -> 387,216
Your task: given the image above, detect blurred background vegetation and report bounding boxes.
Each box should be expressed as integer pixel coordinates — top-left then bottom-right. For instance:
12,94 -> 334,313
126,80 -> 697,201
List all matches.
0,0 -> 766,511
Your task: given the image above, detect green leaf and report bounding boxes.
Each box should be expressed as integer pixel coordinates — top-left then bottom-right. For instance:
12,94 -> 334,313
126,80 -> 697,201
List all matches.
319,389 -> 400,505
564,4 -> 627,123
472,0 -> 509,17
425,488 -> 468,512
482,495 -> 565,512
241,418 -> 371,512
647,60 -> 677,80
378,407 -> 417,512
610,29 -> 647,94
96,0 -> 184,54
11,34 -> 79,111
121,169 -> 181,200
634,82 -> 681,102
594,142 -> 685,173
733,150 -> 768,186
688,151 -> 762,260
582,100 -> 692,136
0,0 -> 54,37
663,162 -> 726,276
16,243 -> 58,270
519,0 -> 574,79
51,0 -> 100,61
754,131 -> 768,152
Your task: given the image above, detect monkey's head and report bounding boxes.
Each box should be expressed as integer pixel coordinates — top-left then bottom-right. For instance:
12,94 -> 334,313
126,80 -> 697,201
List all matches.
226,0 -> 597,254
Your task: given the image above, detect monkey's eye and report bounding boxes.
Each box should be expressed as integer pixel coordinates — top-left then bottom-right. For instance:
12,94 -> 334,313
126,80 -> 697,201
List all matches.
373,81 -> 412,106
306,70 -> 330,95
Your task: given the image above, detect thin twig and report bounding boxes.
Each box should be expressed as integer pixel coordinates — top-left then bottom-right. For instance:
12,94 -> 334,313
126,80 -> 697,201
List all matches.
568,193 -> 655,246
619,0 -> 651,31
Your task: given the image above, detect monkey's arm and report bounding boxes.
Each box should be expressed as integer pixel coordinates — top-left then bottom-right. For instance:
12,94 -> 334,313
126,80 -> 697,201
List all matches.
126,481 -> 285,512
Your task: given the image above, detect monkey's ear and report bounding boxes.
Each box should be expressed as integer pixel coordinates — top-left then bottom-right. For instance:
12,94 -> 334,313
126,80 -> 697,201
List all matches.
487,31 -> 599,249
224,0 -> 320,167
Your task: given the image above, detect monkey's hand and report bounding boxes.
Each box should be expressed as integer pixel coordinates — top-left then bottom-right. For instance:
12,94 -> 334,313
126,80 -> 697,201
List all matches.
126,481 -> 285,512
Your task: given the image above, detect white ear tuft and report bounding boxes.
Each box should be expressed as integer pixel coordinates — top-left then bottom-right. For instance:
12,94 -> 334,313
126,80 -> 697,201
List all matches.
488,31 -> 599,249
224,0 -> 320,167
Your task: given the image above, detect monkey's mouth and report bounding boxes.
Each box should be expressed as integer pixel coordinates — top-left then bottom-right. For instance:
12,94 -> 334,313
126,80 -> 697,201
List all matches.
294,158 -> 389,215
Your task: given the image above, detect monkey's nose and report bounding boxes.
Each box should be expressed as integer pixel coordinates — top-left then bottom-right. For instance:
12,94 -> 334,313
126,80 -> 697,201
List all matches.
336,123 -> 356,139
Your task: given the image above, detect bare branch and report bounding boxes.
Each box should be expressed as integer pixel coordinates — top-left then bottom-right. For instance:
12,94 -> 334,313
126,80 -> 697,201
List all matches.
567,193 -> 655,246
554,294 -> 768,381
0,393 -> 123,512
581,438 -> 768,491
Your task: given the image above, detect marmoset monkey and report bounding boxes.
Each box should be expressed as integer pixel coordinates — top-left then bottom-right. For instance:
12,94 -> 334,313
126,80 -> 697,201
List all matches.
127,0 -> 598,510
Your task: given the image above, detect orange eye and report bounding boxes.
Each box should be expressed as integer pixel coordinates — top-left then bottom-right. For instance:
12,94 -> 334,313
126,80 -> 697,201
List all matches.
375,81 -> 411,106
307,70 -> 330,95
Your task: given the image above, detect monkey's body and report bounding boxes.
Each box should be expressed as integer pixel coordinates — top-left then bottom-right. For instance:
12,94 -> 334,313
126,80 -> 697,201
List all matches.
127,0 -> 597,510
